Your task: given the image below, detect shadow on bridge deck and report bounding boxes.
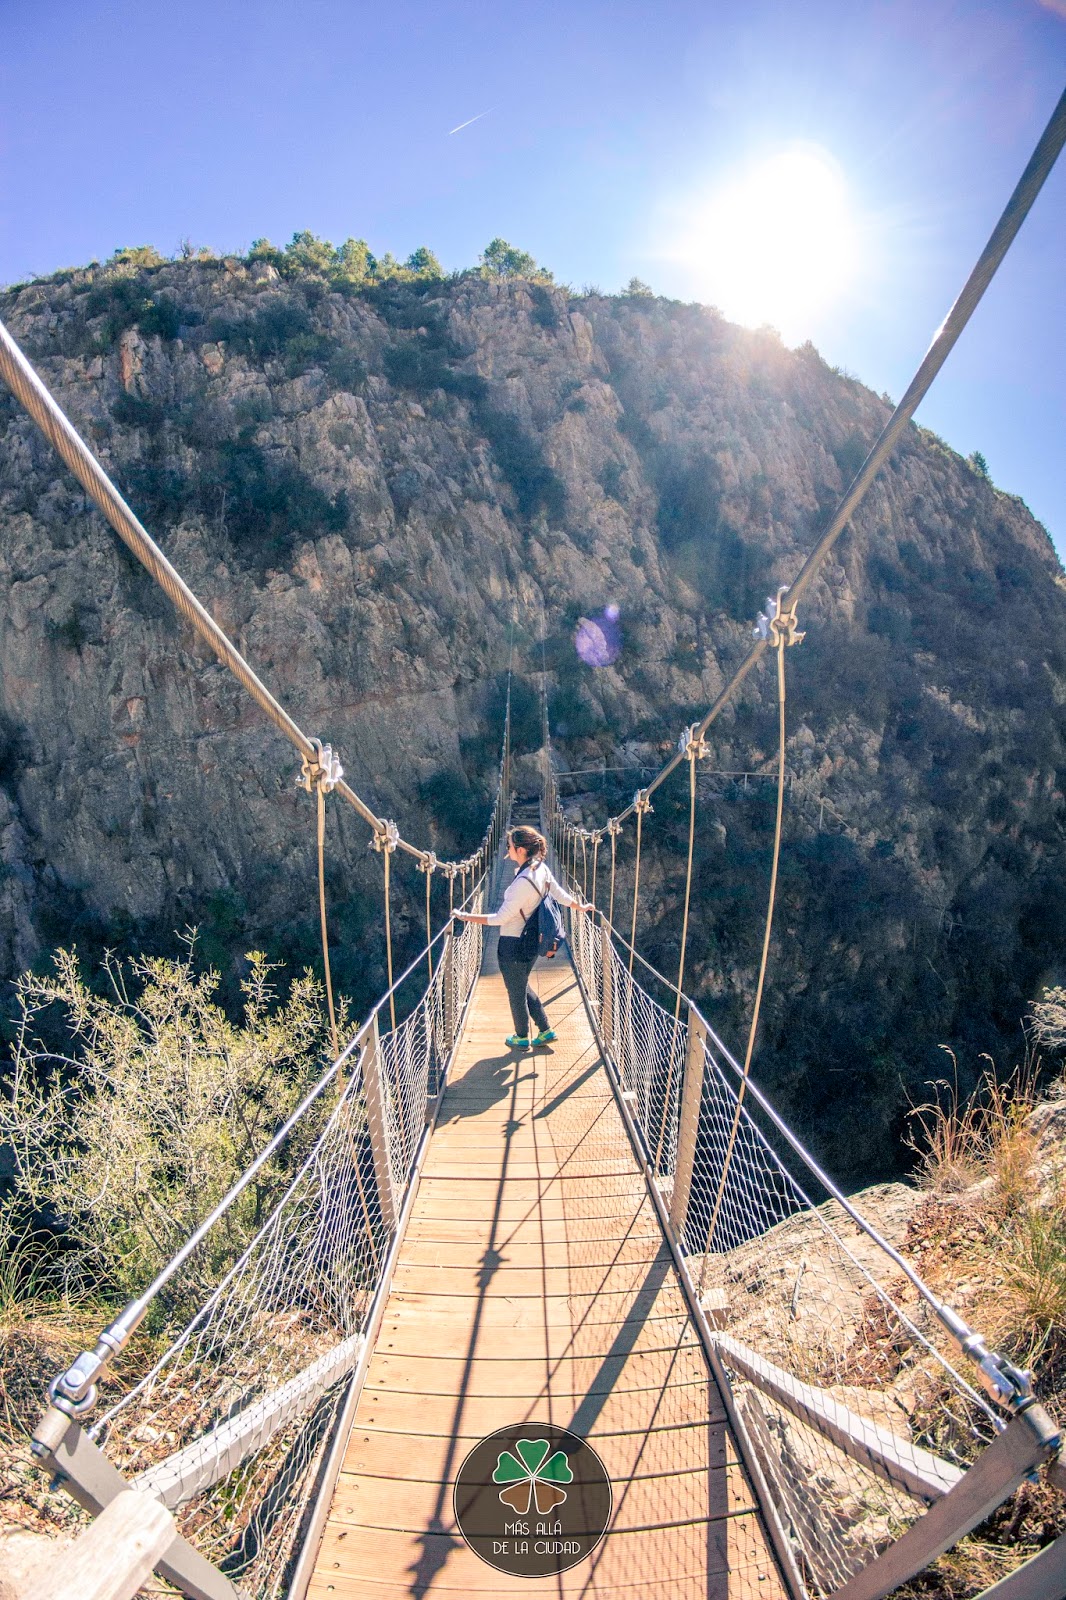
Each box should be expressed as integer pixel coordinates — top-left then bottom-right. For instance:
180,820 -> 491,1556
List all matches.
307,958 -> 787,1599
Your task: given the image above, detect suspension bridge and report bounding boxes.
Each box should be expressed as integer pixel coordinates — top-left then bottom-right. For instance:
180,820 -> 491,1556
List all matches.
2,83 -> 1066,1600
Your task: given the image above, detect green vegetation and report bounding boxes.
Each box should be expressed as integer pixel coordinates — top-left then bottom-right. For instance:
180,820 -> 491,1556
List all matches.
0,945 -> 339,1302
479,238 -> 553,282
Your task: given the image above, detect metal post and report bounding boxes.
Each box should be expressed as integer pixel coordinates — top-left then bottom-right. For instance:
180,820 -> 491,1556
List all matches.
669,1007 -> 706,1242
598,921 -> 614,1053
442,931 -> 456,1051
362,1017 -> 397,1232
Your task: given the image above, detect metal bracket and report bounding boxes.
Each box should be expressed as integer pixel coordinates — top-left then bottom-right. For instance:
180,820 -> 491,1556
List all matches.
754,588 -> 805,648
632,788 -> 654,816
678,723 -> 710,761
371,818 -> 400,854
296,737 -> 344,794
417,851 -> 439,876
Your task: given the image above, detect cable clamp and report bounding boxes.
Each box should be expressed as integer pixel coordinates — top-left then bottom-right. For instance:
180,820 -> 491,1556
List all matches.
632,789 -> 654,816
297,738 -> 345,794
753,588 -> 805,648
48,1346 -> 109,1419
958,1334 -> 1034,1410
441,861 -> 460,880
418,851 -> 439,876
678,724 -> 709,761
371,819 -> 400,854
606,817 -> 624,837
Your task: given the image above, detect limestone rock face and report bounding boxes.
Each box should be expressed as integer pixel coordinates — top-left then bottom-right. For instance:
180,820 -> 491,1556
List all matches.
1,258 -> 1063,1172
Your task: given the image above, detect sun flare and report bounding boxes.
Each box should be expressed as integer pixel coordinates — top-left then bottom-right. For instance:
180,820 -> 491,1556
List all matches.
678,146 -> 860,342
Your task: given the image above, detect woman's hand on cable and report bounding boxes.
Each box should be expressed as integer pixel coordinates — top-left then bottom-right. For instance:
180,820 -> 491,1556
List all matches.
578,901 -> 595,914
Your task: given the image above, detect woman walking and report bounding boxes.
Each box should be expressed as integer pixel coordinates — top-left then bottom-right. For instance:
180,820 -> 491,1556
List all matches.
455,825 -> 594,1050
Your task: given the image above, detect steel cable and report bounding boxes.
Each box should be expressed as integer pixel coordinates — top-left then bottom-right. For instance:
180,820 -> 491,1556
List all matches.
700,631 -> 789,1281
604,83 -> 1066,837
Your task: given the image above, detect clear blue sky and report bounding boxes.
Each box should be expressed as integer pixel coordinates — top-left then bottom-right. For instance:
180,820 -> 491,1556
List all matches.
2,0 -> 1064,559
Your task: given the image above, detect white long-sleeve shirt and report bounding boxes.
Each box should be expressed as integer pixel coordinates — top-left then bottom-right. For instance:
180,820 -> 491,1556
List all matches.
484,862 -> 581,938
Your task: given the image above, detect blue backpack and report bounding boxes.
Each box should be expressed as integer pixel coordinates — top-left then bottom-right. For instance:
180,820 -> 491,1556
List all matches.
517,865 -> 565,961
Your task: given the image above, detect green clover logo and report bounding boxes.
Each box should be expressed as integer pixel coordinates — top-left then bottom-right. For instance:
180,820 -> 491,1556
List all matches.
492,1438 -> 573,1515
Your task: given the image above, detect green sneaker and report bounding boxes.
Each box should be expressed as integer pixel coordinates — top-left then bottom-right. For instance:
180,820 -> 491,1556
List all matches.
505,1034 -> 531,1050
532,1029 -> 557,1045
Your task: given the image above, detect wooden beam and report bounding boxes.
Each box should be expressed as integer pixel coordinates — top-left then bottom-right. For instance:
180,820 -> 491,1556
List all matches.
134,1329 -> 365,1507
28,1410 -> 237,1600
713,1334 -> 963,1502
363,1016 -> 397,1231
19,1490 -> 173,1600
669,1007 -> 706,1243
827,1404 -> 1061,1600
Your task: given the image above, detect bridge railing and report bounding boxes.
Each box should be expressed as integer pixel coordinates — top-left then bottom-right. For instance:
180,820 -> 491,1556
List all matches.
29,897 -> 488,1600
562,876 -> 1062,1600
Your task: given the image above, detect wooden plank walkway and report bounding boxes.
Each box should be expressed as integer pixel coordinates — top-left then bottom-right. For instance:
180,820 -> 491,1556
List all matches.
307,958 -> 787,1600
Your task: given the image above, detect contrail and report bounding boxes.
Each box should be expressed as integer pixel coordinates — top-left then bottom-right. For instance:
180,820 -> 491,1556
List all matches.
449,108 -> 493,136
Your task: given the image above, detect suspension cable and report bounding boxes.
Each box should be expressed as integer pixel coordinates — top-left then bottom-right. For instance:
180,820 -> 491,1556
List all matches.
382,839 -> 397,1032
608,823 -> 619,927
602,84 -> 1066,838
422,856 -> 436,983
0,315 -> 502,877
653,729 -> 705,1172
316,784 -> 340,1060
701,607 -> 794,1281
627,793 -> 651,975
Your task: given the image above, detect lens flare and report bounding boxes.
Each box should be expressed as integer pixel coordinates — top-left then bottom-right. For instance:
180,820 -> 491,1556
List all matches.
575,609 -> 621,667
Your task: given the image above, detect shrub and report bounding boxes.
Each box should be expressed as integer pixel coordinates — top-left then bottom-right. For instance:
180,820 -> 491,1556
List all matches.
476,405 -> 565,520
1032,987 -> 1066,1054
44,607 -> 89,652
0,947 -> 339,1301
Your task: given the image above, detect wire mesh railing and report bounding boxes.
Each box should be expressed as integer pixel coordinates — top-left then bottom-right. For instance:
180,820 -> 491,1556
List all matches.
553,799 -> 1060,1600
32,896 -> 487,1600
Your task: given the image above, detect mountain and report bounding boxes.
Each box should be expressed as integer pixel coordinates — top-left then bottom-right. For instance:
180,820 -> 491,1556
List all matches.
1,246 -> 1063,1176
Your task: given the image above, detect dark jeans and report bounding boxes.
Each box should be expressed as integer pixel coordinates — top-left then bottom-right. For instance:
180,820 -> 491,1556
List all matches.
498,937 -> 549,1037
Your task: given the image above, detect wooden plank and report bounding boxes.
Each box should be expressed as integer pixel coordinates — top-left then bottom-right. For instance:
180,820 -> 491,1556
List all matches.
403,1214 -> 663,1245
396,1236 -> 667,1269
341,1418 -> 735,1481
327,1462 -> 756,1532
306,962 -> 786,1600
308,1512 -> 783,1594
390,1258 -> 677,1296
352,1384 -> 729,1440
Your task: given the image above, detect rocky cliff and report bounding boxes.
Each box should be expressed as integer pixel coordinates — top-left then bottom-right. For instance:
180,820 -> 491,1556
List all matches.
1,249 -> 1063,1174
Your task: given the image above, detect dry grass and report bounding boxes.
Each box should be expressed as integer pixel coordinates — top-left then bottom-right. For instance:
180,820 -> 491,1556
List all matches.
906,1053 -> 1040,1212
898,1059 -> 1066,1597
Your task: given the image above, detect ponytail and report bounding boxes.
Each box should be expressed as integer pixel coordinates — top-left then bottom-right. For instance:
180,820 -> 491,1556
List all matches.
509,825 -> 547,861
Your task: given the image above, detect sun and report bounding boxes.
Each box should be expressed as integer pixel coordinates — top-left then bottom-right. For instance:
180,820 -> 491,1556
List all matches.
677,146 -> 860,342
